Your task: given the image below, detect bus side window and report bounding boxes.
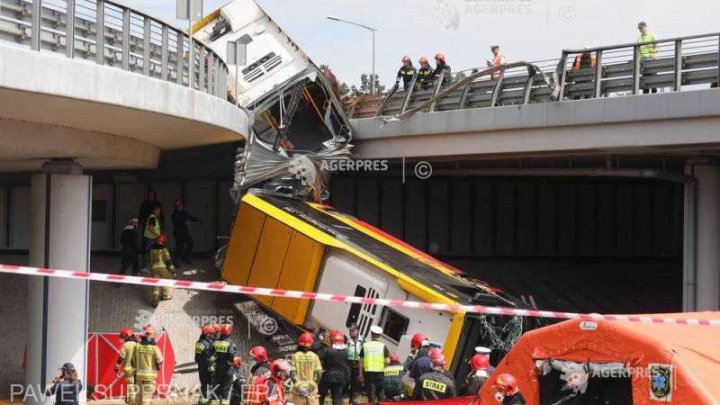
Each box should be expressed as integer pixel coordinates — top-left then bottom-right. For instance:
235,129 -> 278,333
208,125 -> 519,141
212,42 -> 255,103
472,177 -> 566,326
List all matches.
380,307 -> 410,343
346,285 -> 367,328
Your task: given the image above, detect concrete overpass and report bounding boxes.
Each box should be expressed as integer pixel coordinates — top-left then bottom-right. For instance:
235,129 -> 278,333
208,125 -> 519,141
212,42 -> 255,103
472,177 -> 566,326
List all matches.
0,1 -> 248,401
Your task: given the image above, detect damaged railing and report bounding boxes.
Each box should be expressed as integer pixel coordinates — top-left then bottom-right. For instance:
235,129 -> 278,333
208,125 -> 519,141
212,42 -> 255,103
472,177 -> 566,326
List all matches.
349,32 -> 720,119
0,0 -> 229,98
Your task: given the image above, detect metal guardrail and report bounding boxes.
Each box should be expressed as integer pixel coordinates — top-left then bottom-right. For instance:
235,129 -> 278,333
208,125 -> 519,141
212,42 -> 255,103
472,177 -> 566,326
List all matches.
0,0 -> 229,98
349,32 -> 720,119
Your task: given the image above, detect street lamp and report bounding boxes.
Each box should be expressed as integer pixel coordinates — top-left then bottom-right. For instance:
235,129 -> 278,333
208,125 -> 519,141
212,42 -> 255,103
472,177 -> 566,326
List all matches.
177,0 -> 204,89
326,15 -> 377,94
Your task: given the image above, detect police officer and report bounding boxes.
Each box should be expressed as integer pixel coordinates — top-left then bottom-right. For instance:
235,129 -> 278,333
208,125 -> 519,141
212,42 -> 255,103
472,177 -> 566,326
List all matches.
412,348 -> 457,400
133,326 -> 163,405
249,346 -> 271,376
393,56 -> 417,91
383,354 -> 406,401
45,363 -> 83,405
359,326 -> 390,405
195,325 -> 217,405
212,324 -> 237,405
149,234 -> 175,307
116,327 -> 139,404
417,57 -> 435,90
345,324 -> 363,405
290,332 -> 323,405
493,373 -> 526,405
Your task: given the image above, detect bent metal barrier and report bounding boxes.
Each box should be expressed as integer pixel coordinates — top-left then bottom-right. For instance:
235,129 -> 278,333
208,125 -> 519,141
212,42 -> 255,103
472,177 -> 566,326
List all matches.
349,32 -> 720,119
0,0 -> 228,98
1,263 -> 720,327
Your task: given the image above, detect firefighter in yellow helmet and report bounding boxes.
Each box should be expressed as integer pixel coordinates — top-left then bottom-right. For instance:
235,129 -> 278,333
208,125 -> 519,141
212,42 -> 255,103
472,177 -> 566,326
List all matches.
116,327 -> 139,404
133,326 -> 163,405
149,234 -> 175,307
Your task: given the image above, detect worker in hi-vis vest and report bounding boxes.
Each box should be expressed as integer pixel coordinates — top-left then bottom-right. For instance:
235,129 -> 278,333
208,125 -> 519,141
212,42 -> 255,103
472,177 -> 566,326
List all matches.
360,325 -> 390,405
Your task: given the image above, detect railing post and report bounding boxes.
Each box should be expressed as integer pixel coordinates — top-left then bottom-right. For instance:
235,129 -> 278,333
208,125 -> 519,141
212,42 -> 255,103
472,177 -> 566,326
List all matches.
489,76 -> 503,107
207,54 -> 214,94
557,52 -> 568,100
121,8 -> 131,71
198,48 -> 206,92
594,49 -> 603,98
142,17 -> 151,76
161,26 -> 169,81
674,39 -> 683,92
65,0 -> 75,57
31,0 -> 42,51
632,44 -> 641,94
399,74 -> 418,114
522,68 -> 535,104
95,0 -> 105,65
457,81 -> 472,110
176,32 -> 184,85
428,71 -> 446,112
717,34 -> 720,88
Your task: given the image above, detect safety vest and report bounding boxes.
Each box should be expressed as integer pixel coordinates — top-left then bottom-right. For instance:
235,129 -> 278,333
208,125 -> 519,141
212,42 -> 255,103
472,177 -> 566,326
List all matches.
213,338 -> 236,370
133,341 -> 163,379
150,248 -> 172,270
120,341 -> 137,372
347,337 -> 363,362
637,32 -> 657,60
362,341 -> 386,372
243,374 -> 270,405
573,53 -> 596,70
143,214 -> 161,239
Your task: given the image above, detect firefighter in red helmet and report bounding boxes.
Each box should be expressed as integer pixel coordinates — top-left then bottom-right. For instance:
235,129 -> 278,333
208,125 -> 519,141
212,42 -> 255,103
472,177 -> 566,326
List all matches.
493,373 -> 526,404
289,332 -> 323,405
195,325 -> 216,405
149,234 -> 174,307
393,55 -> 417,91
412,348 -> 457,400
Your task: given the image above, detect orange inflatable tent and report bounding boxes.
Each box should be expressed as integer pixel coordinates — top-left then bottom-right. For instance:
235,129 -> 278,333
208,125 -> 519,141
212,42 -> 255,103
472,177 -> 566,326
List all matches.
479,312 -> 720,405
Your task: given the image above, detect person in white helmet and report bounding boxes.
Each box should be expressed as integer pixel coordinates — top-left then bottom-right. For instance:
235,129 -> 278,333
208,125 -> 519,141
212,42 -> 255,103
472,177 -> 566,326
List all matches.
359,326 -> 390,405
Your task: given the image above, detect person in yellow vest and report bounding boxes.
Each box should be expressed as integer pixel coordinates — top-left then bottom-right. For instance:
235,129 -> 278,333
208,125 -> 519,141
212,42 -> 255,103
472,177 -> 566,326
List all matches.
359,326 -> 390,405
149,234 -> 175,307
212,324 -> 237,405
383,353 -> 406,400
142,206 -> 162,271
289,332 -> 323,405
115,327 -> 139,404
133,326 -> 163,405
637,21 -> 659,94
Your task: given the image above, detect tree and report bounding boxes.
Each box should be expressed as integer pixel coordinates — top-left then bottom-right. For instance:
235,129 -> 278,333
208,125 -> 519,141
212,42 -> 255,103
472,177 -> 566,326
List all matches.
358,73 -> 386,95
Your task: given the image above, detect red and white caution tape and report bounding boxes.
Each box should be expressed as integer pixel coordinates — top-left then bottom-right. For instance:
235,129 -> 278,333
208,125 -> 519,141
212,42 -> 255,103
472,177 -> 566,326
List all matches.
1,263 -> 719,327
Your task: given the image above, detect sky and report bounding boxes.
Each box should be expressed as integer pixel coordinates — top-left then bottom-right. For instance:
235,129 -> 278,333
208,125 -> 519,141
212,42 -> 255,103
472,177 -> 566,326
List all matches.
128,0 -> 720,88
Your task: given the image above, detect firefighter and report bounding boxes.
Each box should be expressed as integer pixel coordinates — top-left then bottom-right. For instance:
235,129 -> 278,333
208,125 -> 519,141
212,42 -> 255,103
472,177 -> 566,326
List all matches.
360,326 -> 390,405
433,53 -> 452,83
463,354 -> 490,395
417,57 -> 435,90
115,327 -> 138,404
289,331 -> 323,405
133,326 -> 163,405
267,359 -> 291,405
227,357 -> 245,405
493,373 -> 526,404
211,323 -> 221,340
318,330 -> 349,405
412,348 -> 457,400
149,234 -> 175,307
393,56 -> 417,91
404,333 -> 428,369
345,323 -> 363,405
249,346 -> 271,376
383,354 -> 406,401
195,325 -> 217,405
171,198 -> 200,268
408,339 -> 433,387
212,324 -> 237,405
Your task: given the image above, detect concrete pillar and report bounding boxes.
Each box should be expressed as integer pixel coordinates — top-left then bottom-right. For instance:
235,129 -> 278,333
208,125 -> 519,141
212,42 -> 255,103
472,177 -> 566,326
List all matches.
26,162 -> 91,404
684,160 -> 720,311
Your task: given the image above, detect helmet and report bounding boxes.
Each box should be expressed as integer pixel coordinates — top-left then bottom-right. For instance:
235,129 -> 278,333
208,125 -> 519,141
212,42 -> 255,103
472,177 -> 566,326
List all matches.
157,234 -> 167,246
174,198 -> 184,209
201,325 -> 215,336
435,52 -> 445,62
402,55 -> 411,63
232,356 -> 242,369
468,354 -> 490,371
411,333 -> 427,349
211,323 -> 221,333
270,359 -> 291,377
330,330 -> 344,344
220,324 -> 233,337
144,326 -> 155,337
419,56 -> 429,65
388,353 -> 400,363
429,348 -> 446,367
298,332 -> 314,348
250,346 -> 269,363
494,373 -> 519,395
120,327 -> 134,340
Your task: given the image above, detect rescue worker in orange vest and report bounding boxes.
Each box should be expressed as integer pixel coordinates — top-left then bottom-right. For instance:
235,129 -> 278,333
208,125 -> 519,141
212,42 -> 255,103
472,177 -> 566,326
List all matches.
149,234 -> 175,307
487,45 -> 506,80
417,57 -> 435,90
115,327 -> 138,404
227,357 -> 246,405
212,325 -> 237,405
290,332 -> 323,405
133,326 -> 163,405
573,47 -> 596,71
493,373 -> 526,404
412,348 -> 456,400
249,346 -> 271,377
267,359 -> 291,405
195,325 -> 217,405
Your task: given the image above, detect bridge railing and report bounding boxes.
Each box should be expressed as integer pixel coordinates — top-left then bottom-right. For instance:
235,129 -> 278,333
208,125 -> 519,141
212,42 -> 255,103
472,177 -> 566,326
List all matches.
0,0 -> 229,99
348,33 -> 720,119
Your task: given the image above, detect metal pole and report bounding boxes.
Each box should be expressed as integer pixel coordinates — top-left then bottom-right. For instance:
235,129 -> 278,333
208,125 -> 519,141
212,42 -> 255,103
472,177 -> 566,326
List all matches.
31,0 -> 41,51
632,44 -> 641,95
594,49 -> 603,98
188,18 -> 193,88
235,62 -> 239,108
95,0 -> 105,65
674,39 -> 682,92
66,0 -> 75,58
371,30 -> 376,95
121,8 -> 130,71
